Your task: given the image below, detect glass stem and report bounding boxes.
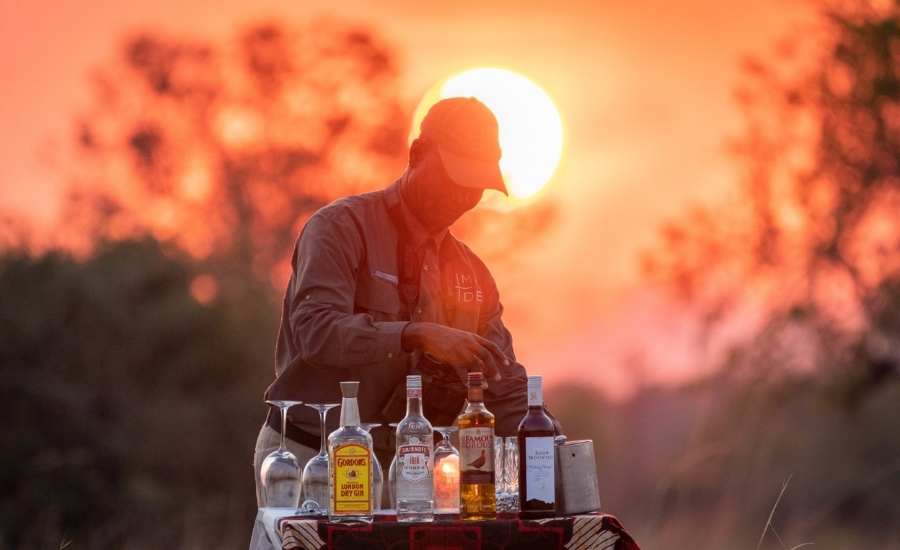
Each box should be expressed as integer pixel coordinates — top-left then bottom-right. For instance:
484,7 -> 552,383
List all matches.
279,404 -> 288,451
318,409 -> 328,456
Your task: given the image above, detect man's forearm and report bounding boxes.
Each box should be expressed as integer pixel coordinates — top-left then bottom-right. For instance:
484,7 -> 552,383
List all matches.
401,321 -> 432,352
293,305 -> 407,367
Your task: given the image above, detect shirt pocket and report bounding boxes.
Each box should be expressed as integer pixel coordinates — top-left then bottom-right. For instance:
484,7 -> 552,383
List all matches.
355,271 -> 402,320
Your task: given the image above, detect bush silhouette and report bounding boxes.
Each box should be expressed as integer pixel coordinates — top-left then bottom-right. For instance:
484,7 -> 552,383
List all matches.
0,237 -> 276,548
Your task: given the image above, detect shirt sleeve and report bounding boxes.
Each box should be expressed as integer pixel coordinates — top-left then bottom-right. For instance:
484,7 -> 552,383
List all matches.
477,266 -> 529,436
286,208 -> 408,368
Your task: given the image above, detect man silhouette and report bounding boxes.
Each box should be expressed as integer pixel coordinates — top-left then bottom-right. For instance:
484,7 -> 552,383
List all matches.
251,97 -> 529,515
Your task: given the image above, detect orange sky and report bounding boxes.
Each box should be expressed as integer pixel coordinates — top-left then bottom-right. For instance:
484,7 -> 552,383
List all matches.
0,0 -> 814,394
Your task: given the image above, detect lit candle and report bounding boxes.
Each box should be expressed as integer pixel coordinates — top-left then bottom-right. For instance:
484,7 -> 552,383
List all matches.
433,454 -> 460,514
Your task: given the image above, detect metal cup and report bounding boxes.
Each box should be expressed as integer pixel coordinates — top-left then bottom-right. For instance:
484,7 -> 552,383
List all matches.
555,439 -> 601,515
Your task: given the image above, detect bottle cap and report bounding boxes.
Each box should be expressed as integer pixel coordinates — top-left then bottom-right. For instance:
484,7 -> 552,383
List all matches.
527,375 -> 543,406
406,375 -> 422,389
339,380 -> 360,398
467,371 -> 484,386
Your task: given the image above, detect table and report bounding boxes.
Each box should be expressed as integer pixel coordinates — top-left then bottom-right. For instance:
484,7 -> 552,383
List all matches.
253,508 -> 640,550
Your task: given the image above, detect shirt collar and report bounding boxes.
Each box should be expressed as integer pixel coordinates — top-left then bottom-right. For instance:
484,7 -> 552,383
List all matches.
396,173 -> 448,251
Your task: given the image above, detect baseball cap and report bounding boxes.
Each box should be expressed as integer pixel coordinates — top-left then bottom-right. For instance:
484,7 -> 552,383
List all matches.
418,97 -> 507,195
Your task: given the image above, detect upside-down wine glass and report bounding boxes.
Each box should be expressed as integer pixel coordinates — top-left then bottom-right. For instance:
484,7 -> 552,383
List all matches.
502,437 -> 520,512
360,422 -> 385,510
261,400 -> 304,508
387,422 -> 399,509
494,435 -> 505,506
299,402 -> 340,515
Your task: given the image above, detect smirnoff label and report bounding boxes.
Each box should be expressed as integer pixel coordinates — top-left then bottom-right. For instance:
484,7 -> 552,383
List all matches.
459,427 -> 494,485
398,443 -> 431,482
332,443 -> 371,514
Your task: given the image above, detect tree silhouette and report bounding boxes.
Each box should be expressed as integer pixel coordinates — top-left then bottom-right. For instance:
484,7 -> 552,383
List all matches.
643,1 -> 900,403
0,237 -> 283,548
61,19 -> 408,285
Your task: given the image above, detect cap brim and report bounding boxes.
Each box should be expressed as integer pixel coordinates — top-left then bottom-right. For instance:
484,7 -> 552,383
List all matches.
437,147 -> 508,196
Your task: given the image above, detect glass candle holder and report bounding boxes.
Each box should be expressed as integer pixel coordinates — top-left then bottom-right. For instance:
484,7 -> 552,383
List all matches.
433,426 -> 460,515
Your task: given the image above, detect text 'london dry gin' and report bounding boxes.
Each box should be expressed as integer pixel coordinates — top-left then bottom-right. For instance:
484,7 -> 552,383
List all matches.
457,371 -> 496,520
517,375 -> 557,518
328,381 -> 373,523
395,375 -> 434,522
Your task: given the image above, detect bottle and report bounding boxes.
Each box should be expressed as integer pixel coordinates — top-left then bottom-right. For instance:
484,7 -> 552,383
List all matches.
395,375 -> 434,522
328,381 -> 374,523
457,371 -> 496,520
517,376 -> 557,518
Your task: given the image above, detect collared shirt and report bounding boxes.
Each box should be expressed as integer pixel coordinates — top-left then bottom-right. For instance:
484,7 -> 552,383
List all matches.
395,175 -> 448,251
396,181 -> 448,328
266,178 -> 528,450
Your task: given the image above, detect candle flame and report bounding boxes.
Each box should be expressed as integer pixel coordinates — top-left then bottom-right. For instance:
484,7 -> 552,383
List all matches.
440,458 -> 458,475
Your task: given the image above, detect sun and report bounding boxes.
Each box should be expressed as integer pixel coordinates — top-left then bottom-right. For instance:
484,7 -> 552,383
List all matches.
411,67 -> 564,202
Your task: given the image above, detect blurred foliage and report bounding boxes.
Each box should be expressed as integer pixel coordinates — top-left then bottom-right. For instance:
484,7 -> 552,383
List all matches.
5,17 -> 410,549
547,372 -> 900,549
60,18 -> 408,284
53,16 -> 556,287
0,238 -> 277,548
632,0 -> 900,547
643,0 -> 900,403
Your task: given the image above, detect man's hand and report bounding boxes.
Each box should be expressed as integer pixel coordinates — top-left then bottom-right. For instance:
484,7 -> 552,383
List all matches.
402,322 -> 508,382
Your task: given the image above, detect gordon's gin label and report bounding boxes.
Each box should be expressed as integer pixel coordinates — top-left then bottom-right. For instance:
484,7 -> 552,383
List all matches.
332,443 -> 371,514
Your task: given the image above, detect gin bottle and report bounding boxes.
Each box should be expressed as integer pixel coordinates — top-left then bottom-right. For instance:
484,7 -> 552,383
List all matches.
458,372 -> 496,520
395,375 -> 434,522
328,381 -> 374,523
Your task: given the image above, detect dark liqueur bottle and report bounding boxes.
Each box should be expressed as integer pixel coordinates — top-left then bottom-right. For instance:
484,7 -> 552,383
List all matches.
517,376 -> 557,518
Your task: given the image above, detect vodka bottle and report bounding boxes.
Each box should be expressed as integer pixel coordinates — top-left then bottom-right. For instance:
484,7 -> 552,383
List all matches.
328,381 -> 374,523
517,376 -> 557,518
395,375 -> 434,522
458,372 -> 496,520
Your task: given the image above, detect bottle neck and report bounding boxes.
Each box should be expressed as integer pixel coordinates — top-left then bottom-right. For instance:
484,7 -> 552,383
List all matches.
527,382 -> 543,409
405,393 -> 423,417
467,387 -> 484,404
340,396 -> 360,427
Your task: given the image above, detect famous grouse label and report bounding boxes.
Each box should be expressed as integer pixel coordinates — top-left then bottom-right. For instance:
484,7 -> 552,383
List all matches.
332,443 -> 371,514
459,427 -> 494,484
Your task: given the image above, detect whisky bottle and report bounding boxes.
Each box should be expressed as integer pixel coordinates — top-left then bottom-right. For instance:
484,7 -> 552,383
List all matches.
395,375 -> 434,522
457,371 -> 496,520
517,376 -> 556,518
328,381 -> 374,523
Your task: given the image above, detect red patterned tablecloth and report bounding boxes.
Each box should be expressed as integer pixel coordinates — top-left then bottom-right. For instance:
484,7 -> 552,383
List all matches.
278,513 -> 640,550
